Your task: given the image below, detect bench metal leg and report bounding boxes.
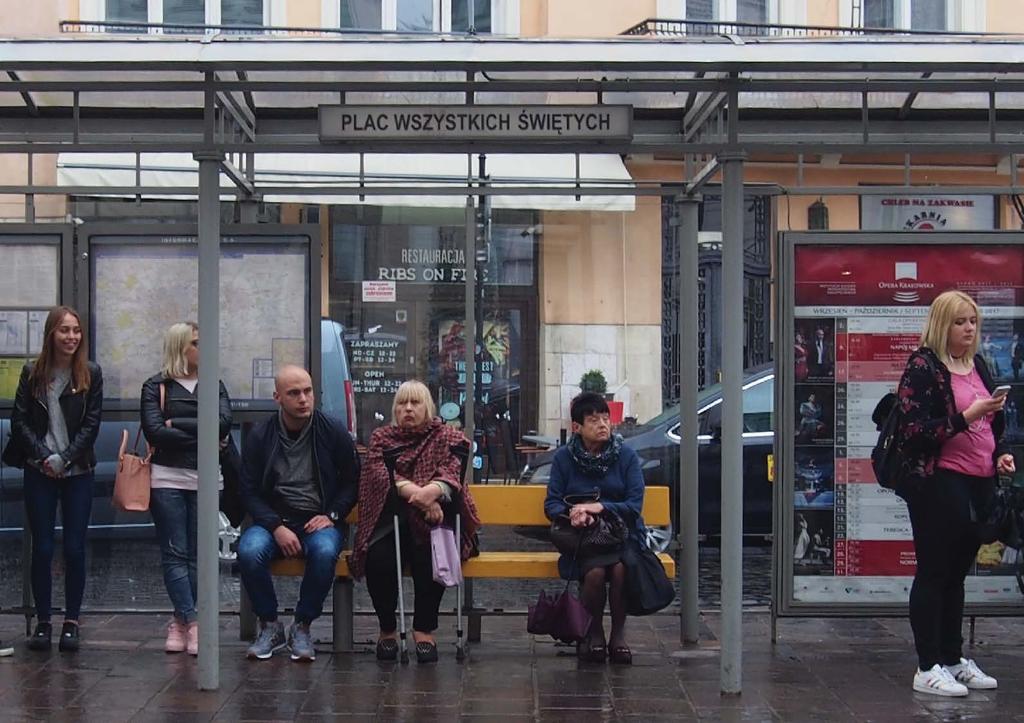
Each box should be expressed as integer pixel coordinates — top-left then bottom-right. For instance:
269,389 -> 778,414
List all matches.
465,579 -> 482,643
239,580 -> 256,641
333,577 -> 354,653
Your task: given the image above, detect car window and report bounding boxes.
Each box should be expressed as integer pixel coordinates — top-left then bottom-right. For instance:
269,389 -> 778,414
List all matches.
743,377 -> 773,433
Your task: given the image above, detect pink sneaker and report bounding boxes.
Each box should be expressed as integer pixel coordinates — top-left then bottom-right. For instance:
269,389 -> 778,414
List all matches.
186,622 -> 199,656
165,619 -> 187,653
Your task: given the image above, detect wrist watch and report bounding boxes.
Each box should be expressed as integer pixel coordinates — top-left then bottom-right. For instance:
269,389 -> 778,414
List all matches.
328,510 -> 340,523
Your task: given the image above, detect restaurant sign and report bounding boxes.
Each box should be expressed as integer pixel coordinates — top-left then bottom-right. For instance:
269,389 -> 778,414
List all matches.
319,105 -> 633,142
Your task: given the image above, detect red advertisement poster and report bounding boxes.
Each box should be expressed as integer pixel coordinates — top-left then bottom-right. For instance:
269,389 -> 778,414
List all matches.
792,241 -> 1024,604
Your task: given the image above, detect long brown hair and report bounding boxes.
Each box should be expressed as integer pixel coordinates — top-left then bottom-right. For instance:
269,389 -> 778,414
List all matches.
29,306 -> 91,397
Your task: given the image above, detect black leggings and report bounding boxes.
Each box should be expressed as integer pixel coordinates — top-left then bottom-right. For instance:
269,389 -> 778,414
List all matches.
906,468 -> 994,670
364,527 -> 446,634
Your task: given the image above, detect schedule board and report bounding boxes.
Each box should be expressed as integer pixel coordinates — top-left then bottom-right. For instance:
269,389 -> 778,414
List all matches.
777,233 -> 1024,615
83,226 -> 314,412
0,227 -> 72,406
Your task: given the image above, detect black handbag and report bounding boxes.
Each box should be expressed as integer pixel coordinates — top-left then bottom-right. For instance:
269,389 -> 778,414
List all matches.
622,540 -> 676,616
550,508 -> 627,559
980,483 -> 1024,547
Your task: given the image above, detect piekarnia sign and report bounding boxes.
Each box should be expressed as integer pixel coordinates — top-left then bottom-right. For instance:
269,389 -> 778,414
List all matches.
319,105 -> 632,141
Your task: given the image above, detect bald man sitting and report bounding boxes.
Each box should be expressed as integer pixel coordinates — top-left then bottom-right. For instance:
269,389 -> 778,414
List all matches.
237,365 -> 359,662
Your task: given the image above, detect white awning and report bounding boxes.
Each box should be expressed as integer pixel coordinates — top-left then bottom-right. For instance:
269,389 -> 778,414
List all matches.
57,152 -> 636,211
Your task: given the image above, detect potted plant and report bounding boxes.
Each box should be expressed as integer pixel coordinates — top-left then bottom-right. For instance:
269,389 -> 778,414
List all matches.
578,369 -> 608,395
578,369 -> 624,423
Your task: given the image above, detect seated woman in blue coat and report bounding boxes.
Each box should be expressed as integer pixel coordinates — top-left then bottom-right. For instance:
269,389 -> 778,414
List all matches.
544,392 -> 645,665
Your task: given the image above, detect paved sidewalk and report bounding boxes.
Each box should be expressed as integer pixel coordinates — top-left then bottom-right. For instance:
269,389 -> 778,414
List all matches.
0,610 -> 1021,721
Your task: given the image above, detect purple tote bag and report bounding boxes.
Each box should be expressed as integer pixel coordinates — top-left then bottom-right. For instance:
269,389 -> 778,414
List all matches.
431,526 -> 463,587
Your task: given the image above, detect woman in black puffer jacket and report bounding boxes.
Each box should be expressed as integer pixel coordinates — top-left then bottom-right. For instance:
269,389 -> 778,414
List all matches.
140,321 -> 231,655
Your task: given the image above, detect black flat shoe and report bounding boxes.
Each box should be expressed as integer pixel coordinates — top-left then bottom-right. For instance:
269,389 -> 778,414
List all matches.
415,641 -> 438,663
609,645 -> 632,665
376,638 -> 398,661
27,622 -> 52,651
58,623 -> 79,652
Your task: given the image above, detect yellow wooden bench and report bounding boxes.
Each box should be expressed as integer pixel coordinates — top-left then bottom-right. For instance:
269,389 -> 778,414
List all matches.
239,485 -> 675,652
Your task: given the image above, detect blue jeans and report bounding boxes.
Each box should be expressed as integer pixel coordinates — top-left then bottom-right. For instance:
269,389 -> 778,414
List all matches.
149,488 -> 198,624
23,466 -> 94,621
237,524 -> 343,624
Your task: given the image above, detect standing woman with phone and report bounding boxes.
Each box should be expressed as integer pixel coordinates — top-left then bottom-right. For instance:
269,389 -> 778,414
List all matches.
2,306 -> 103,652
895,290 -> 1014,696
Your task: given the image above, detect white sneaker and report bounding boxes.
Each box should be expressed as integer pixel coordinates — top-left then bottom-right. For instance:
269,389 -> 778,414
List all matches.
913,664 -> 969,697
946,658 -> 997,690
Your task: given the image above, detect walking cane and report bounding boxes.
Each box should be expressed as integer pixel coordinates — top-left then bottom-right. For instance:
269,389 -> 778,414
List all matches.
450,441 -> 471,662
382,446 -> 409,664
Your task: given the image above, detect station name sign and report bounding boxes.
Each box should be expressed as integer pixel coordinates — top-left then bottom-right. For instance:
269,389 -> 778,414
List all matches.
319,105 -> 632,142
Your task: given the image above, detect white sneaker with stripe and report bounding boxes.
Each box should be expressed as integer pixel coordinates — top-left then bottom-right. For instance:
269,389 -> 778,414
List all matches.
913,664 -> 969,697
945,658 -> 997,690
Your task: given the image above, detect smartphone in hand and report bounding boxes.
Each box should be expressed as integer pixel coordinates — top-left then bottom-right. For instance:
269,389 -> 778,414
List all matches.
992,384 -> 1012,400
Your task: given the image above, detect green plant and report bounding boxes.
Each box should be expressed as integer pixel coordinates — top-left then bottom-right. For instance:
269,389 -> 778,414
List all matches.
579,369 -> 608,394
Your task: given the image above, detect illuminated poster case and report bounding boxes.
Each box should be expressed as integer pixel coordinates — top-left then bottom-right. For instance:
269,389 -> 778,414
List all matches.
776,233 -> 1024,617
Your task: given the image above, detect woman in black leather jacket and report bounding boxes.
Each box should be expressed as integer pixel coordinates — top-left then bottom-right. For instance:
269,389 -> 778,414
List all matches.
2,306 -> 102,653
140,321 -> 231,655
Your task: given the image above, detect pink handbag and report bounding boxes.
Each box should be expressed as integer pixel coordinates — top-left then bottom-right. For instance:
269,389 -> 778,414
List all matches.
430,526 -> 463,587
113,428 -> 152,512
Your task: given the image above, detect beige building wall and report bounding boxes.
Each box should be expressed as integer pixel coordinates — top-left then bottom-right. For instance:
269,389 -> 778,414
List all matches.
521,0 -> 656,38
0,1 -> 69,221
538,196 -> 663,433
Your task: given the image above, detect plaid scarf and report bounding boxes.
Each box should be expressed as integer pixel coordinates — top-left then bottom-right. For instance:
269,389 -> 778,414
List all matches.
568,432 -> 624,477
349,418 -> 480,579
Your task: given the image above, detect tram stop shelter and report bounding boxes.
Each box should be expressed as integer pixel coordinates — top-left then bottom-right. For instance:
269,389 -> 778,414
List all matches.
2,28 -> 1024,693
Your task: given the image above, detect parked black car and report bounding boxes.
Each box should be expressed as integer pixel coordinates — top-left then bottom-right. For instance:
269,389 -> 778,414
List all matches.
518,366 -> 775,548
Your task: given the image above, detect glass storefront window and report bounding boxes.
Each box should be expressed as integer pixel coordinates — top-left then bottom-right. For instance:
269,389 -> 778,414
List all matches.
328,204 -> 536,471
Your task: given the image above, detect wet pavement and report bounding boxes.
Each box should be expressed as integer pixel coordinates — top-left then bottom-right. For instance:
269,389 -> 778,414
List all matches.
0,536 -> 774,614
1,608 -> 1023,720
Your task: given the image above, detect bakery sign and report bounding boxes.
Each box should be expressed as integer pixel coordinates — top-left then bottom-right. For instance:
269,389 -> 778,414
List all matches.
860,194 -> 996,231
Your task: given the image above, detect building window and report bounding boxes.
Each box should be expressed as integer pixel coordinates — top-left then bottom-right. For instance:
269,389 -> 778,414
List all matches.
87,0 -> 274,29
856,0 -> 956,31
105,0 -> 147,22
738,0 -> 767,23
682,0 -> 776,24
164,0 -> 205,26
340,0 -> 382,29
329,0 -> 511,33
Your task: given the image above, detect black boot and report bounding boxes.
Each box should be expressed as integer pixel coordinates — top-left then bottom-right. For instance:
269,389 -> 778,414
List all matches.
27,622 -> 52,651
58,622 -> 80,652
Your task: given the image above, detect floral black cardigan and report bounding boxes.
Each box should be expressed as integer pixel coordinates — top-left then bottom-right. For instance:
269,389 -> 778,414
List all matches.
895,346 -> 1007,487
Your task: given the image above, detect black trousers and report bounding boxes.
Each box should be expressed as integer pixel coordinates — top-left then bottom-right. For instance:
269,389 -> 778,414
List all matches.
906,468 -> 994,671
364,524 -> 446,634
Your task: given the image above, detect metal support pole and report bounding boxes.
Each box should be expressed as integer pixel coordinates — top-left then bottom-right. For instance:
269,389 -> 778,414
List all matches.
195,151 -> 223,690
677,194 -> 701,645
719,152 -> 746,695
463,197 -> 476,482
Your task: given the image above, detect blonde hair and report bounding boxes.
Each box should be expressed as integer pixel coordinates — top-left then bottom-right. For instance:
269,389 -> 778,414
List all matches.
160,321 -> 199,378
920,290 -> 981,367
391,380 -> 437,425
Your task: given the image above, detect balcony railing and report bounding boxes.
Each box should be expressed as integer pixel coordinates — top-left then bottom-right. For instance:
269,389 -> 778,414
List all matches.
621,18 -> 998,38
59,19 -> 481,37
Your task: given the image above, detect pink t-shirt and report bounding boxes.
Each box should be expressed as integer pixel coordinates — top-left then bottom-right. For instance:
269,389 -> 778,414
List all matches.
938,368 -> 996,477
